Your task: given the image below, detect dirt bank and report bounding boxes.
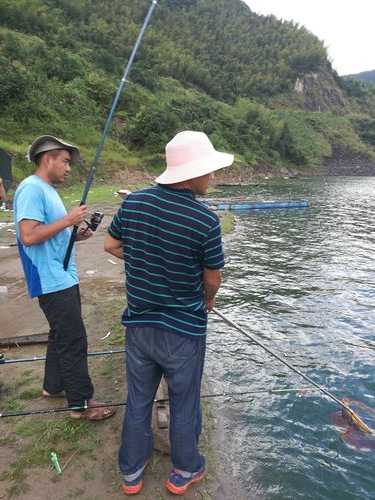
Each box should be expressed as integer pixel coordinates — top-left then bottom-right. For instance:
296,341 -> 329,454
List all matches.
0,196 -> 244,500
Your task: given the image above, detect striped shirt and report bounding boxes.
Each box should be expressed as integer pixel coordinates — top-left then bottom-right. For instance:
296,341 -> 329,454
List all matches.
108,184 -> 224,336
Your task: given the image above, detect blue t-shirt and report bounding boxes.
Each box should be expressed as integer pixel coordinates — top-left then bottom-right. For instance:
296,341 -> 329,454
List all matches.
108,184 -> 225,336
14,175 -> 78,298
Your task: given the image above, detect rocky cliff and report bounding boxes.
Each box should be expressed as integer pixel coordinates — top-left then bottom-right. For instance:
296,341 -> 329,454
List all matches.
324,145 -> 375,176
294,69 -> 349,113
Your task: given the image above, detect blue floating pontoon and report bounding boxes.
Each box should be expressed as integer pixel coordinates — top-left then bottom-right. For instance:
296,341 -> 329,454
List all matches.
205,200 -> 309,211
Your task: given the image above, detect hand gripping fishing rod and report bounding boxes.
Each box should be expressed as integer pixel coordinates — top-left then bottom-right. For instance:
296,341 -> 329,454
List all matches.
213,308 -> 373,434
63,0 -> 159,270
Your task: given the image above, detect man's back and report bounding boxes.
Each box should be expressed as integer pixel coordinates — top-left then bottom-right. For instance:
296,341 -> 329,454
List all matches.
108,184 -> 224,336
105,131 -> 233,493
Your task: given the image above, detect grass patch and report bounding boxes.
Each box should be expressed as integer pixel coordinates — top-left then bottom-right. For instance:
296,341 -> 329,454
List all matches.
59,183 -> 120,208
3,397 -> 25,412
1,388 -> 27,424
1,417 -> 100,496
58,181 -> 152,210
105,322 -> 124,347
219,211 -> 235,235
0,435 -> 17,446
19,387 -> 41,400
92,295 -> 125,347
99,352 -> 124,396
5,480 -> 30,498
13,374 -> 38,390
99,356 -> 116,378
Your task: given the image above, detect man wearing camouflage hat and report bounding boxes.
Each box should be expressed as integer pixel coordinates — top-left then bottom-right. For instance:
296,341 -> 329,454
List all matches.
13,135 -> 115,421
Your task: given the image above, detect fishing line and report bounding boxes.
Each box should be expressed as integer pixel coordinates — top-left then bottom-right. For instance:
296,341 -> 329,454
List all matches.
213,308 -> 373,434
63,0 -> 159,269
0,386 -> 315,419
343,340 -> 375,351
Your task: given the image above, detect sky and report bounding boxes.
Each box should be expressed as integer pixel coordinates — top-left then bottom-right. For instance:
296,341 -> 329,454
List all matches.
243,0 -> 374,75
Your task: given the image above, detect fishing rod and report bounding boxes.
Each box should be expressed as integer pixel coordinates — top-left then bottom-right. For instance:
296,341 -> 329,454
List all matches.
2,335 -> 371,367
343,340 -> 375,351
0,349 -> 125,366
0,386 -> 315,419
213,308 -> 373,434
63,0 -> 159,270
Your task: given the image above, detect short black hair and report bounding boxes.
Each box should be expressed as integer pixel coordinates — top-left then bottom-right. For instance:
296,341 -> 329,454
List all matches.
34,148 -> 69,166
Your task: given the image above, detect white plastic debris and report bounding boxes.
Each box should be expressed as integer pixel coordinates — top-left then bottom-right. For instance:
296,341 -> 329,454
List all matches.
100,331 -> 112,340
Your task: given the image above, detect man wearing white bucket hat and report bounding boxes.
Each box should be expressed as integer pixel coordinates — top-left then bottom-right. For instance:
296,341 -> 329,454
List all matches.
105,131 -> 234,495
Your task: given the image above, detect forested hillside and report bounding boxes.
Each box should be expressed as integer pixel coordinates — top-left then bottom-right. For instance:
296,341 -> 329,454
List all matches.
1,0 -> 375,181
346,70 -> 375,85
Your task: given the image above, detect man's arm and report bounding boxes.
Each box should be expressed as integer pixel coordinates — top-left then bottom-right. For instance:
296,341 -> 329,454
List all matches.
203,267 -> 221,312
19,205 -> 87,246
104,233 -> 124,260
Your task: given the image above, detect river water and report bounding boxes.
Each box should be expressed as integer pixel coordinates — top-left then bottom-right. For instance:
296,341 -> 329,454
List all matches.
206,177 -> 375,500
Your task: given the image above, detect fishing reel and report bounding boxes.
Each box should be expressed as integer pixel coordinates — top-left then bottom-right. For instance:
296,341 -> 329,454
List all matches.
83,211 -> 104,232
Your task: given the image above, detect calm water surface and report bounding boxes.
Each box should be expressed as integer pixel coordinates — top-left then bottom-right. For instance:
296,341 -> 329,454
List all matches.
206,177 -> 375,500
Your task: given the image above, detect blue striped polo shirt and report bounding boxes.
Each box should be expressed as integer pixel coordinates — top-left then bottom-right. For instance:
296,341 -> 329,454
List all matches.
108,184 -> 224,336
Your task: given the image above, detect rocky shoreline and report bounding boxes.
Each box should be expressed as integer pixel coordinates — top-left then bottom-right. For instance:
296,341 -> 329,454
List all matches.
212,144 -> 375,184
323,144 -> 375,176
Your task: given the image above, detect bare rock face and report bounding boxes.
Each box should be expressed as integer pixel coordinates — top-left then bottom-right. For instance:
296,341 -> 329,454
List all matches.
324,144 -> 375,176
294,69 -> 348,113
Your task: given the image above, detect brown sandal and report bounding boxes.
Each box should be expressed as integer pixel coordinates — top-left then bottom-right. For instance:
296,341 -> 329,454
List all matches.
70,400 -> 116,421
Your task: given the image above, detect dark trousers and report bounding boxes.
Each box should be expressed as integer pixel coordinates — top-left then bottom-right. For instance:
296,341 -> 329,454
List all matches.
38,285 -> 94,407
119,326 -> 206,480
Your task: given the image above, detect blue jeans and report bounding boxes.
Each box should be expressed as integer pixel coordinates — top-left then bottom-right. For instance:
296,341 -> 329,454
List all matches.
119,326 -> 206,480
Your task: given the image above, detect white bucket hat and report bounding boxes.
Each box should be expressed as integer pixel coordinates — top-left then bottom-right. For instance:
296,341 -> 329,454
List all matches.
155,131 -> 234,184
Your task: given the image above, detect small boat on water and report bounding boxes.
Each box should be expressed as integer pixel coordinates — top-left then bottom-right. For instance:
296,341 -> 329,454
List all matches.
202,198 -> 309,211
